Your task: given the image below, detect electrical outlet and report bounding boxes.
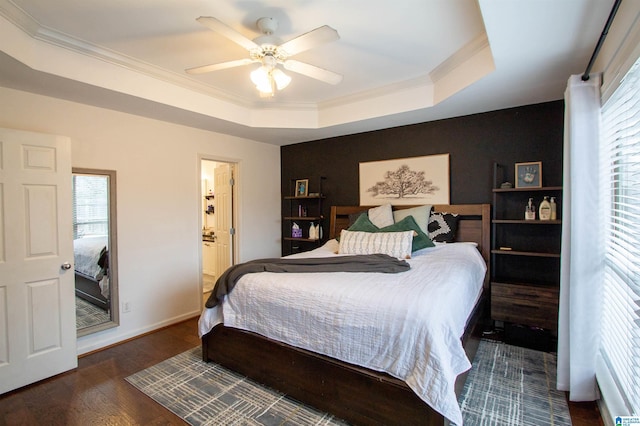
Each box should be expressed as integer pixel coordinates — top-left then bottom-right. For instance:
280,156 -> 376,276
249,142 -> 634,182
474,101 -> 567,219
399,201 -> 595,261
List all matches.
122,301 -> 131,313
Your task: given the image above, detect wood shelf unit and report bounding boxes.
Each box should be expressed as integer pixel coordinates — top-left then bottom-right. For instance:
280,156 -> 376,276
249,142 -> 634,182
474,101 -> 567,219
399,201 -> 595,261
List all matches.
283,237 -> 321,243
493,219 -> 561,224
283,195 -> 326,200
282,177 -> 326,256
491,163 -> 562,335
283,216 -> 323,221
493,186 -> 563,193
492,249 -> 561,258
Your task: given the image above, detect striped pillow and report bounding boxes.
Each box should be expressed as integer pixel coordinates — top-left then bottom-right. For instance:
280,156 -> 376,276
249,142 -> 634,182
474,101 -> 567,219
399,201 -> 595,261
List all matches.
338,230 -> 414,259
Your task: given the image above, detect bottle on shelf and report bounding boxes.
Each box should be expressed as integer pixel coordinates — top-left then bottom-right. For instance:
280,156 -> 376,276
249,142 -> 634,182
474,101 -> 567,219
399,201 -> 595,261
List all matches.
283,176 -> 326,255
525,198 -> 536,220
292,222 -> 302,238
539,196 -> 551,220
550,197 -> 557,220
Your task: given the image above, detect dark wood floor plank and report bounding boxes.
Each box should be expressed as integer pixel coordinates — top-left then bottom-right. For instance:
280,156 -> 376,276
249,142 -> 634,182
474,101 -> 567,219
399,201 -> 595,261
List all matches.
568,399 -> 605,426
0,317 -> 199,425
0,316 -> 603,425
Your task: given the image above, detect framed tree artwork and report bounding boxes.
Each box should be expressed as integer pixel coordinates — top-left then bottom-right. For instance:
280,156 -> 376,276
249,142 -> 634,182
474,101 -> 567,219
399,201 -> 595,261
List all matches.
359,154 -> 450,205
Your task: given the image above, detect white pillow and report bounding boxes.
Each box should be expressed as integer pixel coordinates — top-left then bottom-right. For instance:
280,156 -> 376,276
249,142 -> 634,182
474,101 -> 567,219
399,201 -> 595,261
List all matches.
368,203 -> 394,228
393,205 -> 432,235
338,229 -> 413,259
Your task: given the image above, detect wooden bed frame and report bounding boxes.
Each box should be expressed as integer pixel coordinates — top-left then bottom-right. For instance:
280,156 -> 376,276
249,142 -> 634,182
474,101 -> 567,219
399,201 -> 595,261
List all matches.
202,204 -> 491,425
75,272 -> 109,311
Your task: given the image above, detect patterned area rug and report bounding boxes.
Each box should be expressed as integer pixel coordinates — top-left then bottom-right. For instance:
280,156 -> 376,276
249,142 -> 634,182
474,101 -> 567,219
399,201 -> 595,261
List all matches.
126,340 -> 571,426
459,340 -> 571,425
126,347 -> 346,425
75,296 -> 110,329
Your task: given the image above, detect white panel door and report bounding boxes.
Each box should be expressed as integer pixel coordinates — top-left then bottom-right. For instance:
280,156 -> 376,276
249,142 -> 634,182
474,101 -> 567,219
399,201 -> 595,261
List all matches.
202,241 -> 216,277
0,127 -> 76,394
214,164 -> 233,273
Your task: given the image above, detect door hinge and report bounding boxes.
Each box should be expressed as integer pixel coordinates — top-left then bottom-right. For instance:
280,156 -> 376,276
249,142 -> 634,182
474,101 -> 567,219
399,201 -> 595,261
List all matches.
229,178 -> 235,186
230,227 -> 236,235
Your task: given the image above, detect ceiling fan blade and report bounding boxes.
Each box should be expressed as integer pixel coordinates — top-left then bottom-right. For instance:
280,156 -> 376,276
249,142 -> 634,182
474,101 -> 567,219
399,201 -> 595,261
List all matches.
279,25 -> 339,56
186,59 -> 255,75
196,16 -> 260,51
283,60 -> 343,85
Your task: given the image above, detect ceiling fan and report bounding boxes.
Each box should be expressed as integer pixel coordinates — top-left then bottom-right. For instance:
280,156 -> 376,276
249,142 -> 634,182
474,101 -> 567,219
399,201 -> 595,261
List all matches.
186,16 -> 343,96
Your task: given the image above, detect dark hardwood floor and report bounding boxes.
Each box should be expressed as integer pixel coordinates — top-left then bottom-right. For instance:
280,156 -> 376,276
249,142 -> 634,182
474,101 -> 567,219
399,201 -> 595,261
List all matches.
1,317 -> 200,425
569,400 -> 605,426
0,317 -> 603,425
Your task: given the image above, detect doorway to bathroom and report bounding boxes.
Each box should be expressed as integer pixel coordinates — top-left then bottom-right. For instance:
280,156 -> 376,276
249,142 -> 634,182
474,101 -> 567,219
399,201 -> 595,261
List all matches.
201,159 -> 236,306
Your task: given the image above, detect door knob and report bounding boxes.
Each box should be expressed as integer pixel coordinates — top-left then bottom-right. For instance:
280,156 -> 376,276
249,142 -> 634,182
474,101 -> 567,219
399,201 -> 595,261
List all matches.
61,262 -> 72,270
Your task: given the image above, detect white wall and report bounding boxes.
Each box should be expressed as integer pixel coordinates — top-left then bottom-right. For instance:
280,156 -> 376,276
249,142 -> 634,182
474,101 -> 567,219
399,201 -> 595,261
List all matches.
0,87 -> 282,354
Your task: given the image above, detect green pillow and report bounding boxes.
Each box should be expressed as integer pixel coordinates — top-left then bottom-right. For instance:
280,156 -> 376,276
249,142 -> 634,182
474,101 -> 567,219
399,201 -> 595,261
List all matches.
380,215 -> 435,251
347,212 -> 379,232
345,213 -> 434,251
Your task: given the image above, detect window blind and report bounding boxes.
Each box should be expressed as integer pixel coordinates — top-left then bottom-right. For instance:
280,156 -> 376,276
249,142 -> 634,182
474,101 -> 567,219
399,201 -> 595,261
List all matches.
72,175 -> 109,239
599,56 -> 640,415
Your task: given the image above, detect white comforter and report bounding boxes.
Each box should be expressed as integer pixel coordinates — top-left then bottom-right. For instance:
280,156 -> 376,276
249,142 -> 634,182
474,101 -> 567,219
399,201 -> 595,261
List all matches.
198,240 -> 486,425
73,235 -> 107,278
73,235 -> 109,298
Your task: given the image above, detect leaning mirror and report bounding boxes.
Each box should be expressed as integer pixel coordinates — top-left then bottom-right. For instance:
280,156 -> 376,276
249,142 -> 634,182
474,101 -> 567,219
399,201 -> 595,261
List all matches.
72,168 -> 119,336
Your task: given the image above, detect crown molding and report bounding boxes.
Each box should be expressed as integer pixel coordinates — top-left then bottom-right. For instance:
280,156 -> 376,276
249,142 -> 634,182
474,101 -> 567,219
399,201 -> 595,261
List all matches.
0,0 -> 325,112
0,0 -> 470,130
0,0 -> 39,35
430,32 -> 490,84
319,75 -> 433,110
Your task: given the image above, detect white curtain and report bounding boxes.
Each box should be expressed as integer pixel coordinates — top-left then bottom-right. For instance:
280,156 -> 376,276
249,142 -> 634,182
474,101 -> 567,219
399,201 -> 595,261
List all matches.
557,74 -> 603,401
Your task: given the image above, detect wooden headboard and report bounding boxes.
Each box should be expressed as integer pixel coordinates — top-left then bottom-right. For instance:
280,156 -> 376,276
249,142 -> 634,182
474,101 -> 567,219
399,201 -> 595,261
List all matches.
329,204 -> 491,287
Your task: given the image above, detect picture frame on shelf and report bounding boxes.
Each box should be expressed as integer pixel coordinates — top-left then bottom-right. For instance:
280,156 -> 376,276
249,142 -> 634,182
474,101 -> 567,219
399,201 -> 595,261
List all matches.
515,161 -> 542,188
295,179 -> 309,197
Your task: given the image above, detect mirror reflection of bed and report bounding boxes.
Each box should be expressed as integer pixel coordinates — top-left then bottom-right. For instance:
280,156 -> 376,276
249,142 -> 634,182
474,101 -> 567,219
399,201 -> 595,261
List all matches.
73,169 -> 119,336
74,235 -> 110,327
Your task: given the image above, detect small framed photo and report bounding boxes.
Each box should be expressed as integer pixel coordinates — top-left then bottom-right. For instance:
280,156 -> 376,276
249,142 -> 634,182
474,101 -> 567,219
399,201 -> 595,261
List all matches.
515,161 -> 542,188
295,179 -> 309,197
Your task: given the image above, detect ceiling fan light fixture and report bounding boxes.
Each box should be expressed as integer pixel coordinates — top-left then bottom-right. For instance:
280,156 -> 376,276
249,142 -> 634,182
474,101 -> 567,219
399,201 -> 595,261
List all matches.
250,66 -> 274,95
188,16 -> 342,94
256,83 -> 273,96
250,64 -> 290,95
250,66 -> 270,87
271,68 -> 291,90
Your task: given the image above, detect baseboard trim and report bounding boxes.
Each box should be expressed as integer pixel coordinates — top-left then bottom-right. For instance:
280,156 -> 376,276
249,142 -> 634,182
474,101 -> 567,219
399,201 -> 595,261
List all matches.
599,395 -> 613,426
596,353 -> 632,425
76,310 -> 200,356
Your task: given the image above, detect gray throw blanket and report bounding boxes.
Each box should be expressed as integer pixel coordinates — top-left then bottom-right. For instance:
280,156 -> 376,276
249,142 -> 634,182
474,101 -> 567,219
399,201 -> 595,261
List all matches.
205,253 -> 410,308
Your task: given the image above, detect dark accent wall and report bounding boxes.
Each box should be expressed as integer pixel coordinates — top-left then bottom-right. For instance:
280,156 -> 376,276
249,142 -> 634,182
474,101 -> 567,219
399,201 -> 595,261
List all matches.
281,100 -> 564,225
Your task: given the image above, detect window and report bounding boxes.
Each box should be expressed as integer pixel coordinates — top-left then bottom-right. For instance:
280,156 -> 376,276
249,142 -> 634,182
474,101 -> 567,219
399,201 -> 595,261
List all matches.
599,56 -> 640,415
73,174 -> 109,239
